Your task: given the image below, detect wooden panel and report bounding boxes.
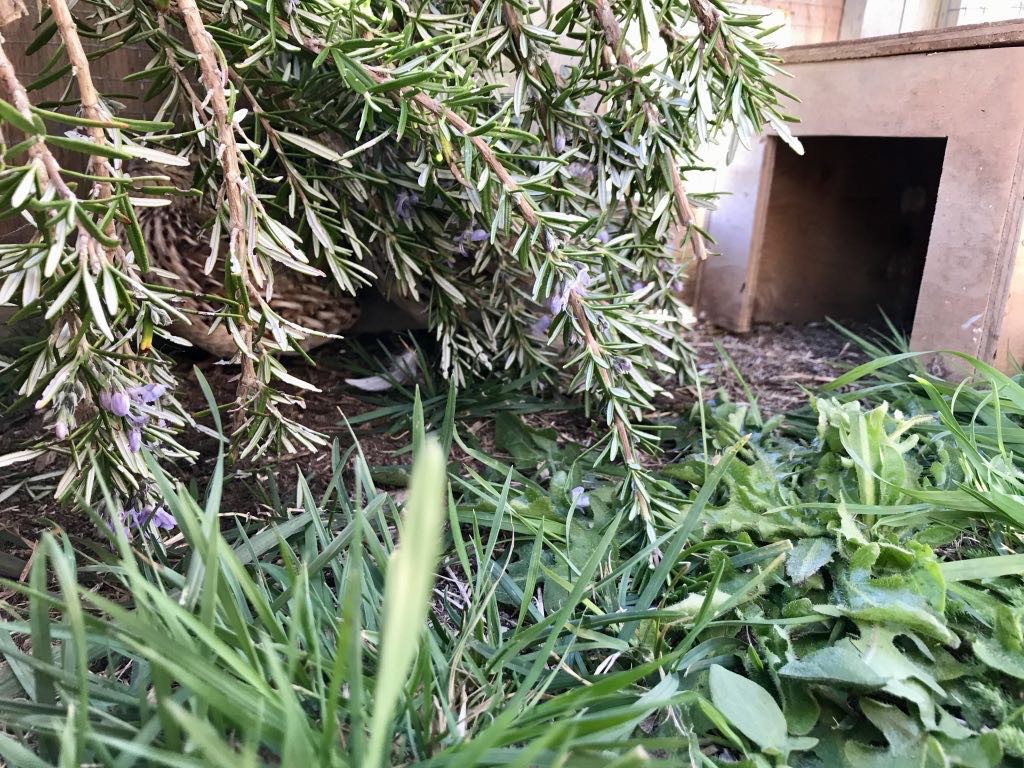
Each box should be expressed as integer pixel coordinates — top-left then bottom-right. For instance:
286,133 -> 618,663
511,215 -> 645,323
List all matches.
780,18 -> 1024,63
755,0 -> 845,44
695,138 -> 775,332
699,46 -> 1024,370
0,11 -> 154,243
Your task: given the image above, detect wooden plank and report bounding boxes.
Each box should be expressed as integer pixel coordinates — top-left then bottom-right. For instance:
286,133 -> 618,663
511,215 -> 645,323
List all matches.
736,138 -> 777,332
0,13 -> 153,246
694,138 -> 776,332
779,19 -> 1024,64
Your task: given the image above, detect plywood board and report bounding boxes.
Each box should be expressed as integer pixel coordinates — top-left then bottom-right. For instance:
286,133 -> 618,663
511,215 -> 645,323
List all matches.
694,139 -> 775,331
780,18 -> 1024,63
700,45 -> 1024,370
0,12 -> 155,244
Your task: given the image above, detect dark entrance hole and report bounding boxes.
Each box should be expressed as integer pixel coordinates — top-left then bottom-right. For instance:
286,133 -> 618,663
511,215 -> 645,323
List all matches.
752,135 -> 947,331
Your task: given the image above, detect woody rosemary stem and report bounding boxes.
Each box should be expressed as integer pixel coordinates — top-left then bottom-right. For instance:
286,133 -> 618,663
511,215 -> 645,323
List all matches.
0,36 -> 70,197
567,293 -> 652,523
175,0 -> 259,430
0,31 -> 107,270
47,0 -> 112,204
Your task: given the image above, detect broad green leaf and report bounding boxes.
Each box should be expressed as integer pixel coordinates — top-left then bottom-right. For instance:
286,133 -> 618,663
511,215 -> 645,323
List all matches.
850,627 -> 944,696
819,542 -> 957,647
973,636 -> 1024,680
708,664 -> 789,755
844,699 -> 927,767
779,644 -> 887,689
786,537 -> 836,583
942,732 -> 1003,768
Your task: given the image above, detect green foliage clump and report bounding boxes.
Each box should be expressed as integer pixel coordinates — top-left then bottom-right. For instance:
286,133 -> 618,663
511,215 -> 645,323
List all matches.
0,0 -> 796,528
5,349 -> 1024,766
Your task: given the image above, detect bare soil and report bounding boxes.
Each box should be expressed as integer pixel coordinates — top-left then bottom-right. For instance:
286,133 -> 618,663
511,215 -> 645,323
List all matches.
687,320 -> 868,413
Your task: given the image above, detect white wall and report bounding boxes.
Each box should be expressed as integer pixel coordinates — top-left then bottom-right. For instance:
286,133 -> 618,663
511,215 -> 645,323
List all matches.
948,0 -> 1024,25
841,0 -> 944,38
842,0 -> 1024,37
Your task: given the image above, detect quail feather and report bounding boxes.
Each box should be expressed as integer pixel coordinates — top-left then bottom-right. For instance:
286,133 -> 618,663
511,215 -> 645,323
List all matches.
125,158 -> 362,357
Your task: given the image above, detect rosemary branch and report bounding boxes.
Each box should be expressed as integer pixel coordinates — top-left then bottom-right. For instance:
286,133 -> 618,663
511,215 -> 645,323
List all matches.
689,0 -> 728,68
496,1 -> 655,523
589,0 -> 708,264
175,0 -> 259,425
363,66 -> 541,229
305,19 -> 656,527
567,293 -> 652,522
0,35 -> 75,201
47,0 -> 113,204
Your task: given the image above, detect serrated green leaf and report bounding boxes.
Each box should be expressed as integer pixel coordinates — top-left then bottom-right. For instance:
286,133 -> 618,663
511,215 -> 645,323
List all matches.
786,537 -> 837,583
779,643 -> 887,689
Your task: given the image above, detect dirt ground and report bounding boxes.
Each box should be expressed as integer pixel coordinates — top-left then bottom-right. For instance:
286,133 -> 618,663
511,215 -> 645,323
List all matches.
0,321 -> 867,583
687,320 -> 868,413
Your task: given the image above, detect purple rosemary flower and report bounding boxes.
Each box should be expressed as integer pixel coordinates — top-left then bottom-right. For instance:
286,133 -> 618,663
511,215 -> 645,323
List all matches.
148,506 -> 177,530
530,314 -> 552,336
394,191 -> 418,222
128,428 -> 143,453
54,421 -> 69,440
570,486 -> 590,508
128,504 -> 176,531
103,391 -> 131,418
543,230 -> 560,253
596,229 -> 610,244
98,391 -> 112,412
453,228 -> 488,255
126,412 -> 148,428
631,281 -> 646,292
549,265 -> 593,315
563,266 -> 592,306
118,507 -> 137,531
553,130 -> 566,153
567,162 -> 590,178
612,357 -> 632,374
129,382 -> 167,404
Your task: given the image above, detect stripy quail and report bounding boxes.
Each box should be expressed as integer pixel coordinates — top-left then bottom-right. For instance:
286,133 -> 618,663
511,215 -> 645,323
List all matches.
126,159 -> 361,357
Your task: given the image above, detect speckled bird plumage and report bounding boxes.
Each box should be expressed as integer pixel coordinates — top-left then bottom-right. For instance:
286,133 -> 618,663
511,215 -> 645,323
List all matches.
128,161 -> 360,357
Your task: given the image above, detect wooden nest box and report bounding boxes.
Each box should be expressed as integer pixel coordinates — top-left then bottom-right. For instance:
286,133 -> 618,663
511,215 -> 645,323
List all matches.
695,21 -> 1024,373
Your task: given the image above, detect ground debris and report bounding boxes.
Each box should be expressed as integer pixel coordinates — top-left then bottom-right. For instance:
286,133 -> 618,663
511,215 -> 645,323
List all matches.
689,321 -> 869,413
